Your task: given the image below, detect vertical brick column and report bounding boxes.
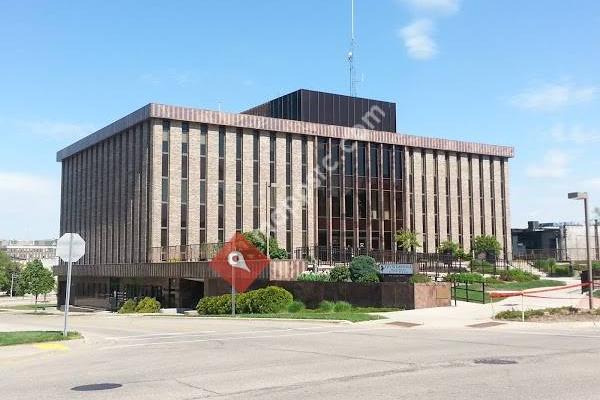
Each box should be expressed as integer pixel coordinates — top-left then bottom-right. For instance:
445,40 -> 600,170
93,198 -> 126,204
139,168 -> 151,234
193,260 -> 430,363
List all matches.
205,125 -> 219,243
168,121 -> 182,247
224,127 -> 237,239
187,123 -> 201,246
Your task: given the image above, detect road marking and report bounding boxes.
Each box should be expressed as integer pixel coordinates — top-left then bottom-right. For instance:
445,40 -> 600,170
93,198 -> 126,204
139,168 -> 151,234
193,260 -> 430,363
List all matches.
102,326 -> 392,349
106,331 -> 217,340
34,342 -> 69,351
106,326 -> 328,342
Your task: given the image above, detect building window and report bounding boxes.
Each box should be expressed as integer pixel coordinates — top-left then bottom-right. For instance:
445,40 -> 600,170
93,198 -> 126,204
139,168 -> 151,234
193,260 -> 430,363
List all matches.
253,130 -> 260,229
421,150 -> 428,252
370,145 -> 379,178
218,126 -> 225,243
199,124 -> 207,244
433,151 -> 440,249
180,122 -> 189,256
468,155 -> 474,243
236,128 -> 243,232
344,140 -> 354,176
358,142 -> 366,177
479,156 -> 485,235
457,154 -> 464,247
490,158 -> 496,236
394,146 -> 404,238
500,160 -> 507,256
285,135 -> 292,252
301,137 -> 308,248
160,120 -> 170,259
269,132 -> 277,238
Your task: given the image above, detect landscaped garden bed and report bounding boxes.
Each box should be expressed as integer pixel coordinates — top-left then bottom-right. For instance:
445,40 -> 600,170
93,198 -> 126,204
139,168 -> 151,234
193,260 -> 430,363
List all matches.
495,306 -> 600,322
196,286 -> 400,322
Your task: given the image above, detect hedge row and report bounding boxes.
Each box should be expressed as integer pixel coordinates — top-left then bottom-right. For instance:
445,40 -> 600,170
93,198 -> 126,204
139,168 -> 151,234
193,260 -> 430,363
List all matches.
196,286 -> 293,315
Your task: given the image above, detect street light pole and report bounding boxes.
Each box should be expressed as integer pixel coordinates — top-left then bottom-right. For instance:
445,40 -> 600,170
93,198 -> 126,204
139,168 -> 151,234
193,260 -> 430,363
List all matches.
583,196 -> 593,308
568,192 -> 594,309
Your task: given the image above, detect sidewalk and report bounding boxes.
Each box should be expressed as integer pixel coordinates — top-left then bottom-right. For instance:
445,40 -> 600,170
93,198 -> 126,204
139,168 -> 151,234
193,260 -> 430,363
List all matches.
368,278 -> 597,329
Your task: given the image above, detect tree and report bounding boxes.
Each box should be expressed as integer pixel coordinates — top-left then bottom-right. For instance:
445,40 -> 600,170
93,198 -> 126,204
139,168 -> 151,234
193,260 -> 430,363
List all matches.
594,207 -> 600,219
437,240 -> 460,256
19,260 -> 55,309
242,230 -> 288,260
0,250 -> 21,294
472,235 -> 502,259
395,230 -> 421,252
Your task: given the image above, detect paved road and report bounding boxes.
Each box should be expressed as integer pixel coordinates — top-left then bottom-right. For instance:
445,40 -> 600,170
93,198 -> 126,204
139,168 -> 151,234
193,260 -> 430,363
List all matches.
2,312 -> 600,399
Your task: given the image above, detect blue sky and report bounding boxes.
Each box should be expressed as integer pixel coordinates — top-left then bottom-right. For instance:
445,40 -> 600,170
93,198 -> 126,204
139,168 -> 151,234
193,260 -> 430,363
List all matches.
1,0 -> 599,239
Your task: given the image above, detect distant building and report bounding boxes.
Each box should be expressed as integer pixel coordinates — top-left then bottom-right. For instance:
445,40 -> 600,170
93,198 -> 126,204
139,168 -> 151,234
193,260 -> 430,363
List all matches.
2,239 -> 58,268
512,221 -> 600,261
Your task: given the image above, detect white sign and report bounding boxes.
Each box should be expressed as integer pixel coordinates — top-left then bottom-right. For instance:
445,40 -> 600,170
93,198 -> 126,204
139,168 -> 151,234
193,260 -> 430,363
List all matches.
380,263 -> 414,275
56,233 -> 86,263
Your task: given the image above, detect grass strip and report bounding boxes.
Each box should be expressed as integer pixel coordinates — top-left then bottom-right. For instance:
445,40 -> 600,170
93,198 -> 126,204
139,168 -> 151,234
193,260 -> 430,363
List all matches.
0,331 -> 80,347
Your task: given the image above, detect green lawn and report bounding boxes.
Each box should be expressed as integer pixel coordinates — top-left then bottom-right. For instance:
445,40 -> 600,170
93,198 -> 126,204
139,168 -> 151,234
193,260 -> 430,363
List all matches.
487,280 -> 566,291
0,331 -> 80,347
452,286 -> 491,303
2,303 -> 56,311
195,307 -> 399,323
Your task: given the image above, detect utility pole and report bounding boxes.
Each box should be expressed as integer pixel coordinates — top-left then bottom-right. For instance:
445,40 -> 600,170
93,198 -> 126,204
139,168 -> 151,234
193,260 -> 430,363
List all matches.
10,272 -> 17,298
568,192 -> 593,309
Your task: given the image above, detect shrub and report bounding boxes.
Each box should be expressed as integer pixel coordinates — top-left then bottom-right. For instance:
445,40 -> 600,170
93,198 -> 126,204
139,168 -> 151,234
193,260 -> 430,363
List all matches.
297,271 -> 330,282
550,265 -> 573,277
469,259 -> 495,273
329,265 -> 351,282
437,240 -> 460,256
498,269 -> 540,282
318,300 -> 335,312
445,272 -> 485,283
287,300 -> 305,313
333,301 -> 352,312
356,271 -> 380,283
533,258 -> 556,272
349,255 -> 379,282
135,297 -> 161,313
236,286 -> 293,314
196,294 -> 232,315
118,299 -> 137,314
409,274 -> 432,284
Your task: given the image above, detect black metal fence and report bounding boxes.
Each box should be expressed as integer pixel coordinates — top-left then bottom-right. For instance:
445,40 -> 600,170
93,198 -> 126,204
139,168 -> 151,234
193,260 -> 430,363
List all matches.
293,246 -> 510,276
451,278 -> 487,304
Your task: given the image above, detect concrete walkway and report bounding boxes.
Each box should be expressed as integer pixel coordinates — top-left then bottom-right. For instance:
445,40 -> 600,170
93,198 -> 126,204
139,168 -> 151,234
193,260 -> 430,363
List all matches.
368,277 -> 598,329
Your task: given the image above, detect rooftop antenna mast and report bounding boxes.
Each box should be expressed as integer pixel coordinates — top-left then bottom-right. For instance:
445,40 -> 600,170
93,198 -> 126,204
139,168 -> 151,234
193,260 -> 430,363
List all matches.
347,0 -> 358,97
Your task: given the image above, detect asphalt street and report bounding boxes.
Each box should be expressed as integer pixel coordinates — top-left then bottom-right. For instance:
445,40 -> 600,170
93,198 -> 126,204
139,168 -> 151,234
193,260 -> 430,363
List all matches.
2,312 -> 600,399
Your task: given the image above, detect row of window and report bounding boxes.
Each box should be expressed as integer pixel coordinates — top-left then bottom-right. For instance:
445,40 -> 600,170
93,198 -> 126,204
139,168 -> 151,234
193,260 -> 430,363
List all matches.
160,121 -> 309,252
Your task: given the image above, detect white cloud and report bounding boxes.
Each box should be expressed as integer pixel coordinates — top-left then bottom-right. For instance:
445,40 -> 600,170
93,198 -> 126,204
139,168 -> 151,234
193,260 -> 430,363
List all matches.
584,178 -> 600,189
0,171 -> 60,239
511,83 -> 597,111
398,19 -> 437,60
550,124 -> 600,144
139,70 -> 198,87
526,149 -> 569,178
401,0 -> 460,15
14,120 -> 94,141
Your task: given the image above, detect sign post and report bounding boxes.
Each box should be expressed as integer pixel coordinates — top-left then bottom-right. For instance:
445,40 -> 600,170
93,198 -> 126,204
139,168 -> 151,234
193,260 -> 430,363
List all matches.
56,233 -> 86,337
210,233 -> 270,316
